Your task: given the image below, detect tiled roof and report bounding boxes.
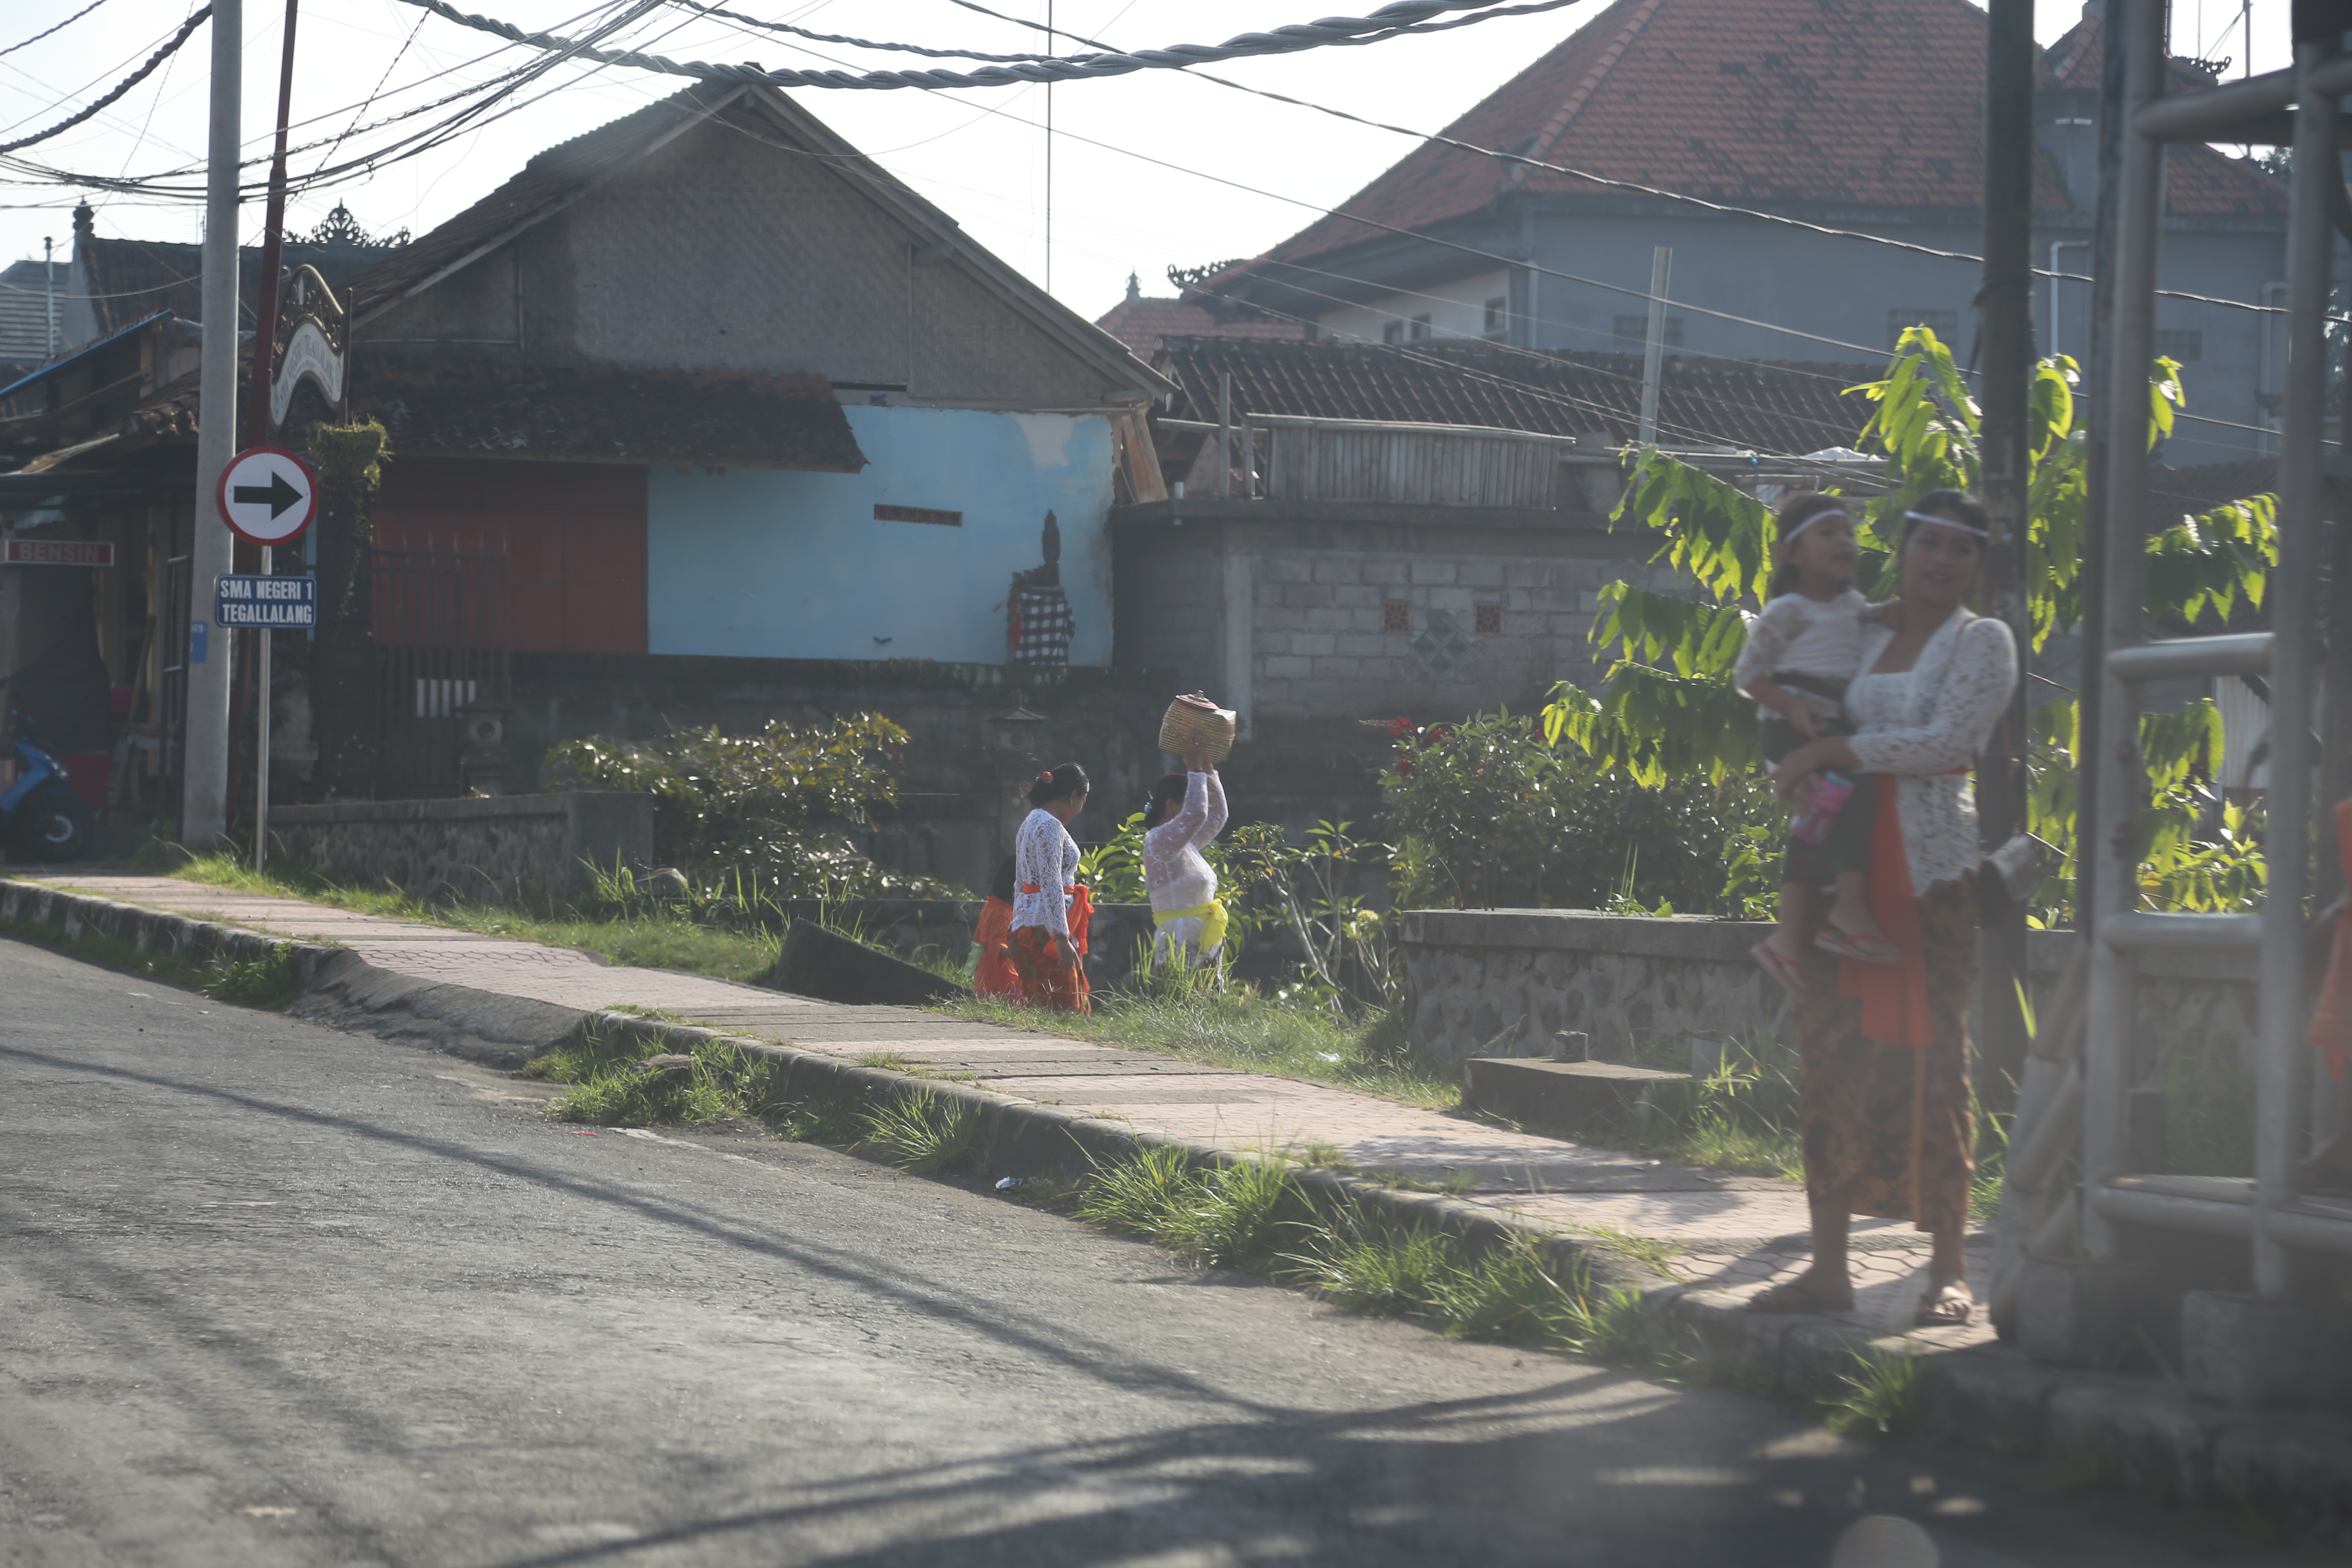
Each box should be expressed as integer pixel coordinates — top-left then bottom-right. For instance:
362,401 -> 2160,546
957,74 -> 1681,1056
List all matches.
79,236 -> 390,337
1093,293 -> 1306,356
345,84 -> 744,315
2041,15 -> 2288,218
116,358 -> 867,472
1262,0 -> 2284,271
1155,337 -> 1877,455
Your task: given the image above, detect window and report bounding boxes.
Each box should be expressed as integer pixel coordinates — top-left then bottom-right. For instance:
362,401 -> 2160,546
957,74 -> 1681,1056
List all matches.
1381,320 -> 1404,345
1889,309 -> 1960,350
873,504 -> 962,527
1409,314 -> 1432,341
1612,315 -> 1684,350
1473,603 -> 1503,635
2155,329 -> 2205,362
1483,296 -> 1509,339
1382,600 -> 1412,633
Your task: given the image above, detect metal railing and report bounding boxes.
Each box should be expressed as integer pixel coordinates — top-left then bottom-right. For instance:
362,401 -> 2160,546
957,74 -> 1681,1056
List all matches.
2021,5 -> 2348,1307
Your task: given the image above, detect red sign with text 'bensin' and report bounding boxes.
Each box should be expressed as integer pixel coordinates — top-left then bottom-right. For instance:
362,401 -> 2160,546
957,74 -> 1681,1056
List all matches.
4,538 -> 115,567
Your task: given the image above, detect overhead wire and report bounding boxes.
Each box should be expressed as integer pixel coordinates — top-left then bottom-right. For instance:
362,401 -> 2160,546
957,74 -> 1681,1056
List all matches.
0,7 -> 209,157
0,0 -> 113,60
383,0 -> 1587,91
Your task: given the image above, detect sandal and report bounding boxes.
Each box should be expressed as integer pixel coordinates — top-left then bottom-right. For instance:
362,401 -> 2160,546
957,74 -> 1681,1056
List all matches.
1914,1278 -> 1975,1327
1746,1273 -> 1855,1314
1817,928 -> 1902,965
1751,941 -> 1806,999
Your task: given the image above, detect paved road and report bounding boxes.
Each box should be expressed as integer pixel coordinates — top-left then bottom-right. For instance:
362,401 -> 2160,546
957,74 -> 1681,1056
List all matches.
0,938 -> 2319,1568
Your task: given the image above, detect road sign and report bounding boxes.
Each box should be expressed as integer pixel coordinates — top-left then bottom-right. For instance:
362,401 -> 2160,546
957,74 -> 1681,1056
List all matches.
217,445 -> 318,546
3,538 -> 115,567
216,573 -> 317,628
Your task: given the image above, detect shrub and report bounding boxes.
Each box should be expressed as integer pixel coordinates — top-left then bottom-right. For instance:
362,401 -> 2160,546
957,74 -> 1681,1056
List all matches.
1379,711 -> 1778,914
545,716 -> 965,903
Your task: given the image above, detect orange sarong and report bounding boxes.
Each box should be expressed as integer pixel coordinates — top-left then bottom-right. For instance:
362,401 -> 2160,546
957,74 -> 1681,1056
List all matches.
973,895 -> 1020,1000
1838,775 -> 1935,1050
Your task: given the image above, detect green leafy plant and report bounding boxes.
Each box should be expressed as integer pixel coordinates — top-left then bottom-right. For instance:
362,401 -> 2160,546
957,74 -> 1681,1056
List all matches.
528,1025 -> 785,1127
1541,328 -> 2275,924
1821,1350 -> 1925,1439
201,942 -> 302,1008
856,1088 -> 981,1175
546,716 -> 966,904
1075,1143 -> 1207,1241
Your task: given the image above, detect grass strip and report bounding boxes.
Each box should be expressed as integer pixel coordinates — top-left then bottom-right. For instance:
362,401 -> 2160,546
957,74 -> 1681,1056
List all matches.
934,987 -> 1457,1110
1,914 -> 302,1008
525,1020 -> 792,1127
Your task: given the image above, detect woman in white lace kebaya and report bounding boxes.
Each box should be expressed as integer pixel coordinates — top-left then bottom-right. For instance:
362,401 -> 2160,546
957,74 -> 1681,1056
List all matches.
1009,763 -> 1093,1013
1744,492 -> 2018,1329
1143,741 -> 1228,969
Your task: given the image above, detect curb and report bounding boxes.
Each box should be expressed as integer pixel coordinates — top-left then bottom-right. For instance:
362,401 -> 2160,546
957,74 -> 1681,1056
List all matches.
9,876 -> 2351,1536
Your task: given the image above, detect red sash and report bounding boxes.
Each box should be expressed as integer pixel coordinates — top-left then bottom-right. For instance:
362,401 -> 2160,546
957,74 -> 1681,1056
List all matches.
1019,883 -> 1093,953
1837,775 -> 1935,1049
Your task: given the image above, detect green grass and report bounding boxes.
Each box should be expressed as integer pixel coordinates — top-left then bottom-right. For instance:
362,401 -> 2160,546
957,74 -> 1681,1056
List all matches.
856,1089 -> 981,1175
2,914 -> 309,1009
173,854 -> 781,983
935,986 -> 1457,1110
1819,1349 -> 1926,1440
524,1023 -> 788,1127
201,942 -> 301,1008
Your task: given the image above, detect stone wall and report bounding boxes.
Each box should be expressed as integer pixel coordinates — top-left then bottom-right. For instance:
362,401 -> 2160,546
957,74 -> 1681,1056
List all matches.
1399,909 -> 2260,1074
269,792 -> 652,907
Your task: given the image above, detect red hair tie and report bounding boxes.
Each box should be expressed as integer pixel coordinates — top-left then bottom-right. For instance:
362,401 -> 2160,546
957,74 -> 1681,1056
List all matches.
1036,770 -> 1053,783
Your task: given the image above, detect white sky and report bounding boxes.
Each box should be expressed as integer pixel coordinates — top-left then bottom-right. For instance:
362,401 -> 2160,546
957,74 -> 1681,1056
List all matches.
0,0 -> 2304,331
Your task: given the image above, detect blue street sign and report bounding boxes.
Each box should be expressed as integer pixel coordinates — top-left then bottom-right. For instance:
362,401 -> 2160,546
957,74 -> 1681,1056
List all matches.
190,621 -> 208,664
216,573 -> 317,629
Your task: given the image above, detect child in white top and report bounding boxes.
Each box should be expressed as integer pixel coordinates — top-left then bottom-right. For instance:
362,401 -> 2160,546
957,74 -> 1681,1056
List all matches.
1143,741 -> 1229,968
1733,493 -> 1898,994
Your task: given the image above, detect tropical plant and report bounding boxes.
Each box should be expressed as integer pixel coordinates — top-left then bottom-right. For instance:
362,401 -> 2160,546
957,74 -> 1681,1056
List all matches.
544,715 -> 965,902
1540,328 -> 2277,922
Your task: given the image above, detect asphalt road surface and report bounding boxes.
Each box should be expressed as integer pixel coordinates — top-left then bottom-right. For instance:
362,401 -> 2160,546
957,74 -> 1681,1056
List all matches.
0,937 -> 2328,1568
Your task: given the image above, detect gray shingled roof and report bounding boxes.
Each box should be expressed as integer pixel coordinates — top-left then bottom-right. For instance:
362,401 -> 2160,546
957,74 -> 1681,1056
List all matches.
0,259 -> 64,373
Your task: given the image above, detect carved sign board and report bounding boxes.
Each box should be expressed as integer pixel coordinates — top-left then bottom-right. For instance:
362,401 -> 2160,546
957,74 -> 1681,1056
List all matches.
3,538 -> 115,567
268,265 -> 348,428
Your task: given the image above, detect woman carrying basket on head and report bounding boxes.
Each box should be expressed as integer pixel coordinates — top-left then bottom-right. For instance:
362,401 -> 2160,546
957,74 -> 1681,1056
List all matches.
1144,741 -> 1228,972
1009,763 -> 1094,1014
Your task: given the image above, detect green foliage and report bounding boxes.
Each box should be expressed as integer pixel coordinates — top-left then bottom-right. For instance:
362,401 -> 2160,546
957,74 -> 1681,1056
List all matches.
1383,711 -> 1778,913
545,715 -> 965,902
201,943 -> 301,1008
857,1088 -> 981,1175
1074,1143 -> 1203,1240
1542,325 -> 2273,922
1821,1351 -> 1925,1439
529,1025 -> 786,1127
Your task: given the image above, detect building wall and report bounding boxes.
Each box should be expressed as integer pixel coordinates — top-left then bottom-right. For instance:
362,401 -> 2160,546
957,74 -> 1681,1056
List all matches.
1308,210 -> 2285,467
362,110 -> 1141,410
1314,269 -> 1513,346
645,404 -> 1116,665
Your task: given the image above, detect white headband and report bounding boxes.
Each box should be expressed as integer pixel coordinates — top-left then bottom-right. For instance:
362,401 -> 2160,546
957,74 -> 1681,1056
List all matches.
1904,508 -> 1989,539
1782,508 -> 1850,543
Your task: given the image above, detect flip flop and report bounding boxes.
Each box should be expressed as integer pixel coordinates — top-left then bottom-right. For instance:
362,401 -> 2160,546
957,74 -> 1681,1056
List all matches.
1914,1279 -> 1975,1327
1817,928 -> 1902,965
1751,941 -> 1805,998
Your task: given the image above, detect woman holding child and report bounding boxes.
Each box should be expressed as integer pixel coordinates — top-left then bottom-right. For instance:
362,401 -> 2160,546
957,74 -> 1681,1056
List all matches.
1741,490 -> 2018,1328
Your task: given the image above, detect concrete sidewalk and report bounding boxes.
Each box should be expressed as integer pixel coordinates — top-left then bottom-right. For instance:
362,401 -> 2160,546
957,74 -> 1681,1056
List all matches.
29,870 -> 1988,1351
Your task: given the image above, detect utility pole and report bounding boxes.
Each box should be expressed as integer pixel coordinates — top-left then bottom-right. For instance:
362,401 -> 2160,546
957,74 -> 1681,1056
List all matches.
245,0 -> 301,873
1975,0 -> 2037,1101
1636,246 -> 1671,446
42,237 -> 54,358
183,0 -> 241,848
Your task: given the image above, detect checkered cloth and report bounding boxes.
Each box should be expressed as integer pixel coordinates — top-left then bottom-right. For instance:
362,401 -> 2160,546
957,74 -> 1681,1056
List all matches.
1010,584 -> 1074,665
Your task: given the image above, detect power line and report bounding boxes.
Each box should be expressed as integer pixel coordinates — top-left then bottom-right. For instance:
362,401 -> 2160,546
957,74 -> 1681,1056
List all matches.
0,7 -> 208,158
384,0 -> 1586,91
0,0 -> 112,60
950,0 -> 2315,325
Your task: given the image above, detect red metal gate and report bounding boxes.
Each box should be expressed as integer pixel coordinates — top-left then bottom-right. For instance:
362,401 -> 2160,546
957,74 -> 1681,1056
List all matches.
371,549 -> 508,798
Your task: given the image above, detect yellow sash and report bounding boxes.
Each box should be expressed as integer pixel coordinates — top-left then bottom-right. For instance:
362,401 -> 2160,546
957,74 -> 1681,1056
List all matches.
1152,900 -> 1228,951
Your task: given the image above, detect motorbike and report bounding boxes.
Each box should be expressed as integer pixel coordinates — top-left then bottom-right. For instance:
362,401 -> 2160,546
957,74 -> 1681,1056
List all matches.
2,713 -> 93,863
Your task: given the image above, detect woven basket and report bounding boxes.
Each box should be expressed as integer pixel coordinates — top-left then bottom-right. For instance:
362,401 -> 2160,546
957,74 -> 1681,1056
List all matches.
1158,693 -> 1236,761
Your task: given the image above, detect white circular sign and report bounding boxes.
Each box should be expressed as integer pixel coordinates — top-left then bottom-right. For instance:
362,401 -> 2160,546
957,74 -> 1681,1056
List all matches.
217,445 -> 319,547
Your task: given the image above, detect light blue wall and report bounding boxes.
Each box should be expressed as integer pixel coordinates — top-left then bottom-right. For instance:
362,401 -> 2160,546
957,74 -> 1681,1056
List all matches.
646,404 -> 1116,665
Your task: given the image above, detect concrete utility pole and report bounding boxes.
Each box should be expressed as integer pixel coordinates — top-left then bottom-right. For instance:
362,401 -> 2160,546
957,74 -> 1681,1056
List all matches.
247,0 -> 301,873
1636,246 -> 1671,446
183,0 -> 241,847
1975,0 -> 2037,1101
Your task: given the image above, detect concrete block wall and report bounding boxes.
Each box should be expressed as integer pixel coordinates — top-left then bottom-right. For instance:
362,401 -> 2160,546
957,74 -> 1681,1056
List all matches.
268,792 -> 654,908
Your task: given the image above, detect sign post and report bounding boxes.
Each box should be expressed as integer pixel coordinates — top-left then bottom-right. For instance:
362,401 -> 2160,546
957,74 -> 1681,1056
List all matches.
216,445 -> 318,873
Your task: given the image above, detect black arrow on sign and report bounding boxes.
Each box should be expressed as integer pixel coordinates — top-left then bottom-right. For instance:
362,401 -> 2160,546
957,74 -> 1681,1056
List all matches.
232,469 -> 303,519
